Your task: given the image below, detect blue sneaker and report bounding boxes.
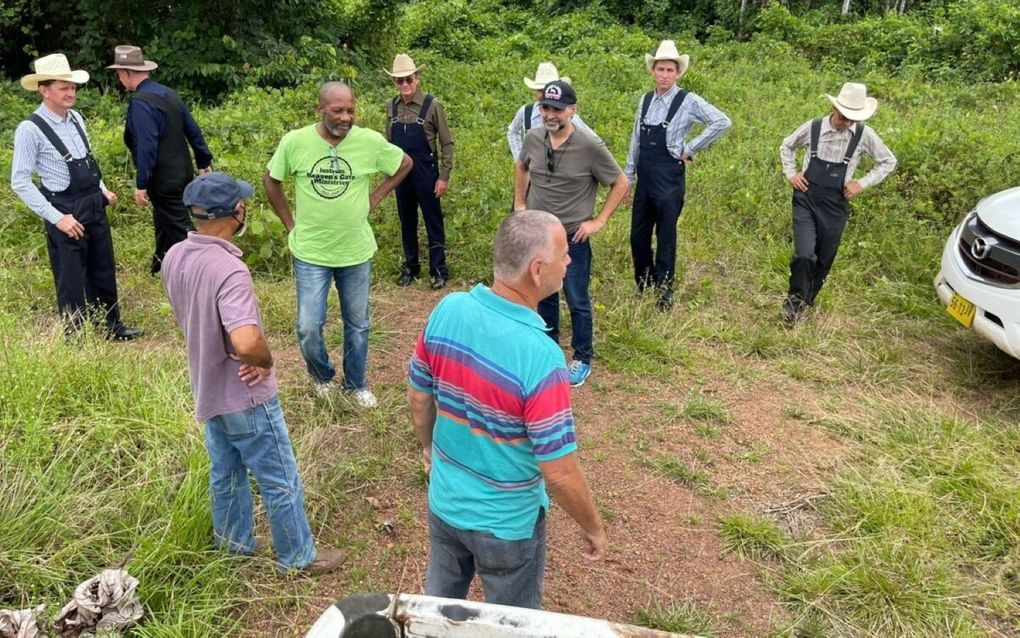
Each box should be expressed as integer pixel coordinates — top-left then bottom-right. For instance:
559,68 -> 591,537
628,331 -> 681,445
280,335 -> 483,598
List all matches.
568,360 -> 591,387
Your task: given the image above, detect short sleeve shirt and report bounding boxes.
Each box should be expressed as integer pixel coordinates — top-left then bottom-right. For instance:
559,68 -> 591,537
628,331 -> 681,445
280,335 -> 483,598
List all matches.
267,124 -> 404,267
161,233 -> 278,421
408,285 -> 577,540
520,126 -> 623,235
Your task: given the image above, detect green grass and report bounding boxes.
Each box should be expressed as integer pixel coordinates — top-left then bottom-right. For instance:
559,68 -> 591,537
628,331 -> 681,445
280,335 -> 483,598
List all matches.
719,514 -> 790,562
634,601 -> 717,636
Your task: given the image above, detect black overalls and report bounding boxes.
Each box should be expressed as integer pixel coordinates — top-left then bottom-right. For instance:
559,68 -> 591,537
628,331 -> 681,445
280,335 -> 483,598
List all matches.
127,88 -> 195,274
29,113 -> 121,330
390,94 -> 447,280
630,89 -> 688,294
788,118 -> 865,305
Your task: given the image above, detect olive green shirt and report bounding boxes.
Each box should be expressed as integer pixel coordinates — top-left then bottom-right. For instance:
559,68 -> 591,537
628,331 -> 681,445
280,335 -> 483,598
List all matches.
385,88 -> 454,181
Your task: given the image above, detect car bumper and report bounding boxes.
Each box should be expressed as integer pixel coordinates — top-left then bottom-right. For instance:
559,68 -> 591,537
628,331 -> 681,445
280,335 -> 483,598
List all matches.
936,222 -> 1020,359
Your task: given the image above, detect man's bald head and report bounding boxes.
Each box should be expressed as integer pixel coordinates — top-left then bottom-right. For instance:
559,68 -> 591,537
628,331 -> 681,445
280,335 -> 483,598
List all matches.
319,81 -> 353,105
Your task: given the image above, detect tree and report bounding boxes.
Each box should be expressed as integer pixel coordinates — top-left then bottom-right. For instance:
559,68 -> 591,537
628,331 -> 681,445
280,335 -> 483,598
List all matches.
1,0 -> 399,99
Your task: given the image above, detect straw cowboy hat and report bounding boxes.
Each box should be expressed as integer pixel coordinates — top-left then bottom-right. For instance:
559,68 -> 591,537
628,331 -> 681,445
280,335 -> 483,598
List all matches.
385,53 -> 424,78
826,82 -> 878,121
645,40 -> 690,76
20,53 -> 90,91
106,45 -> 159,71
524,62 -> 571,90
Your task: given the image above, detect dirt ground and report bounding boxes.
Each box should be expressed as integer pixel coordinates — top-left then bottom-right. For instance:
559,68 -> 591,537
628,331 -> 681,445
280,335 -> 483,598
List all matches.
243,284 -> 845,637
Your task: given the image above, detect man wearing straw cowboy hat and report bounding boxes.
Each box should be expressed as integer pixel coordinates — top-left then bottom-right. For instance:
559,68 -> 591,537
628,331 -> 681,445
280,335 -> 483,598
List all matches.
507,62 -> 594,162
108,45 -> 214,275
385,53 -> 455,290
624,40 -> 730,311
10,53 -> 141,341
779,82 -> 897,324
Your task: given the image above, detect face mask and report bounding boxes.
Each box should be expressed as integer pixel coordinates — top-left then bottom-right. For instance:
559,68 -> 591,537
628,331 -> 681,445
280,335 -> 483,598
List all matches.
232,213 -> 247,238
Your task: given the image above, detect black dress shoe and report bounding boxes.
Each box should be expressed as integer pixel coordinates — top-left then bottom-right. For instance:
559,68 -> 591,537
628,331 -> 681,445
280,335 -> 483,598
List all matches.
430,276 -> 447,291
396,272 -> 417,286
106,323 -> 143,341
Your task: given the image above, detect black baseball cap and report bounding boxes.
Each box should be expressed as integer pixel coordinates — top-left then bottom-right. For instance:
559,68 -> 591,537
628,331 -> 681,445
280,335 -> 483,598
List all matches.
183,172 -> 253,220
538,80 -> 576,109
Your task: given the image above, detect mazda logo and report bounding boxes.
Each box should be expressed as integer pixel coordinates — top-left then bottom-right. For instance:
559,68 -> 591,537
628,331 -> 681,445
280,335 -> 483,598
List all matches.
971,237 -> 992,260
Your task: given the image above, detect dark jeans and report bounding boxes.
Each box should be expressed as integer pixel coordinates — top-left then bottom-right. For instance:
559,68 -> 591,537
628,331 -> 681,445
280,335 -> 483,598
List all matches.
789,192 -> 850,304
425,509 -> 546,609
148,185 -> 193,274
537,239 -> 593,364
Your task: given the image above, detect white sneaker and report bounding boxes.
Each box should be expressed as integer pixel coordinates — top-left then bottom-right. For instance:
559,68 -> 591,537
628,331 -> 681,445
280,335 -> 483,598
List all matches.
314,382 -> 334,398
351,389 -> 378,408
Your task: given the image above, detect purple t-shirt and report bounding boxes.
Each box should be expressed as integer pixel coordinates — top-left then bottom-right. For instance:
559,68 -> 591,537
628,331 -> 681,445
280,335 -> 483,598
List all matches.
161,232 -> 278,421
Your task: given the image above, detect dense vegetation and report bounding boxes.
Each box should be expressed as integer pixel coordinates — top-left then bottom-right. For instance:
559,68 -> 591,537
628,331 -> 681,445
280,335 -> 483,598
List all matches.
2,0 -> 1019,635
1,0 -> 1016,97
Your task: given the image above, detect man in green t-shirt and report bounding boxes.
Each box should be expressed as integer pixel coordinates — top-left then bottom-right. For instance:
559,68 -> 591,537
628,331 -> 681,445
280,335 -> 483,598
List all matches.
264,82 -> 412,408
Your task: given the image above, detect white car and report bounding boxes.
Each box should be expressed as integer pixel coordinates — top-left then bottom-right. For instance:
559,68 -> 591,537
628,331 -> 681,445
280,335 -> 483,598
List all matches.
935,186 -> 1020,357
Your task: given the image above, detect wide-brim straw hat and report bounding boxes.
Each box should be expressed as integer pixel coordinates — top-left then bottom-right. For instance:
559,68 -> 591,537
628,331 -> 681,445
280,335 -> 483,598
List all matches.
524,62 -> 571,90
644,40 -> 690,77
21,53 -> 90,91
106,45 -> 159,71
826,82 -> 878,121
385,53 -> 424,78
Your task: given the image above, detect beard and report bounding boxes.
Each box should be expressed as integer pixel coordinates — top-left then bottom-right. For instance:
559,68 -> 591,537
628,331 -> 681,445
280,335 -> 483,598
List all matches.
543,120 -> 564,132
322,117 -> 348,138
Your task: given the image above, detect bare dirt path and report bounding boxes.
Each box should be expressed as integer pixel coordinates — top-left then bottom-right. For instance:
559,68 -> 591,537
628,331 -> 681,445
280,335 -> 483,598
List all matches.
240,283 -> 846,637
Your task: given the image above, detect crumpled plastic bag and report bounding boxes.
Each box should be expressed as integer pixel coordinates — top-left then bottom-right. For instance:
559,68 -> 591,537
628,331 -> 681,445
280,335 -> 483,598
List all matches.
52,569 -> 143,638
0,605 -> 45,638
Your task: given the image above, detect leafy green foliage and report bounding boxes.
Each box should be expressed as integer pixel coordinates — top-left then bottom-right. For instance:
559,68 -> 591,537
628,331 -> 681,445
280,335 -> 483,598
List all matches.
756,1 -> 1020,83
0,0 -> 398,99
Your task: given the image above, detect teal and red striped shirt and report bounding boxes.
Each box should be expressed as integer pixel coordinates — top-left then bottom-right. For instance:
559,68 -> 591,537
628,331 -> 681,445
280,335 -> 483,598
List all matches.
409,284 -> 577,540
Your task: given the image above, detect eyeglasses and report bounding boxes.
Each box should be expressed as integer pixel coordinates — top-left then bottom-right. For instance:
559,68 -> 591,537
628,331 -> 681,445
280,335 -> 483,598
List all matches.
546,146 -> 555,173
393,76 -> 416,85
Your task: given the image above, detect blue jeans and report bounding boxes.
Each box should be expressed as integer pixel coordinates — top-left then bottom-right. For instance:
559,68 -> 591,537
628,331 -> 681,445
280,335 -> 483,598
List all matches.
204,396 -> 316,570
537,239 -> 593,364
425,509 -> 547,609
294,257 -> 371,389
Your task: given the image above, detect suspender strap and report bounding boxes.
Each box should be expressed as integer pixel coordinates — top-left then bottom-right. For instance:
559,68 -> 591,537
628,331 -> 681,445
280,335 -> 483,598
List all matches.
661,89 -> 688,128
392,95 -> 435,125
639,91 -> 654,122
639,90 -> 688,127
523,103 -> 533,131
417,94 -> 434,125
809,118 -> 866,163
809,118 -> 822,159
843,124 -> 866,163
29,113 -> 91,162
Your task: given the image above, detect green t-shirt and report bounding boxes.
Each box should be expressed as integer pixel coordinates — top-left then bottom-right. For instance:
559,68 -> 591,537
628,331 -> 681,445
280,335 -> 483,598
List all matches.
267,124 -> 404,267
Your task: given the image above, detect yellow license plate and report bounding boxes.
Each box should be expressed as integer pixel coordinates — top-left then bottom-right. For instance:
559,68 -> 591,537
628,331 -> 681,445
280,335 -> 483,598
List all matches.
947,292 -> 976,327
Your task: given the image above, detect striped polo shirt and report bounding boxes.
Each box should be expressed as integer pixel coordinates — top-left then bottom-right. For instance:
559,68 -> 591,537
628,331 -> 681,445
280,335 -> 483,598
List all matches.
409,284 -> 577,540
